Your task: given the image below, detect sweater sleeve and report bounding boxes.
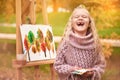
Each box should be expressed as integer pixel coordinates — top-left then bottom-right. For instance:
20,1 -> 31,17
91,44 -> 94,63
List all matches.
54,40 -> 73,74
92,51 -> 106,80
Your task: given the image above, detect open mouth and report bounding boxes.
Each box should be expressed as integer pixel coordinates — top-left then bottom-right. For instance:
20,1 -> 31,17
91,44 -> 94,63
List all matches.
77,22 -> 84,26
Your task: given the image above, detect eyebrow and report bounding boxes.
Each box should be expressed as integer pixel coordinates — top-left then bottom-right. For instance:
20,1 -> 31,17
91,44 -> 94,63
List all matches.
73,14 -> 89,17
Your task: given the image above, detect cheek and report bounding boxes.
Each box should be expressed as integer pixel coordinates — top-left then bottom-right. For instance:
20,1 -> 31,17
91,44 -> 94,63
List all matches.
85,19 -> 90,25
72,18 -> 77,23
71,20 -> 76,26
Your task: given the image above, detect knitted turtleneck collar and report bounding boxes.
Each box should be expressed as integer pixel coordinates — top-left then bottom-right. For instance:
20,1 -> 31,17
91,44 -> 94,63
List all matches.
67,31 -> 95,49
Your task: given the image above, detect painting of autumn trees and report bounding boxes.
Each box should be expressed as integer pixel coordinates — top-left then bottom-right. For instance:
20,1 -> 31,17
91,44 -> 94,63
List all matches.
20,24 -> 56,61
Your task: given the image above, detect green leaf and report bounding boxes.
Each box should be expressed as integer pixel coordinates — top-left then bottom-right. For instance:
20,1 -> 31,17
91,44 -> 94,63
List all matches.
28,31 -> 35,44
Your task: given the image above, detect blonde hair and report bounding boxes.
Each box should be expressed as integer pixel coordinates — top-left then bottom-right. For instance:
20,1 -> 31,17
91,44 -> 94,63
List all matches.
59,5 -> 102,53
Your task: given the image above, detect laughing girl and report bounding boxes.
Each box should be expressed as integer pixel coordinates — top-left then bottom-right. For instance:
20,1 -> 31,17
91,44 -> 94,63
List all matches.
54,5 -> 106,80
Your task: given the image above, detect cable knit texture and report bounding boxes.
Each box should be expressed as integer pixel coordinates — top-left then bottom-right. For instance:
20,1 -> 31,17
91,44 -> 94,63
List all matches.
54,31 -> 106,80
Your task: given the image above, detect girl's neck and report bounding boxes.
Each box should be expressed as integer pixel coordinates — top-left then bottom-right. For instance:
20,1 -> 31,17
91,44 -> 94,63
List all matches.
74,30 -> 87,37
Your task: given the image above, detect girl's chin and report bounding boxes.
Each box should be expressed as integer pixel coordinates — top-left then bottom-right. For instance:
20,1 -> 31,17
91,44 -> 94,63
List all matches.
76,28 -> 87,32
77,26 -> 85,30
77,26 -> 84,28
77,30 -> 86,32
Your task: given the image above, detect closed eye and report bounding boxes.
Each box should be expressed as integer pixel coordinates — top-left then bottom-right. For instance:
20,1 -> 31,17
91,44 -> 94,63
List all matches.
82,15 -> 88,18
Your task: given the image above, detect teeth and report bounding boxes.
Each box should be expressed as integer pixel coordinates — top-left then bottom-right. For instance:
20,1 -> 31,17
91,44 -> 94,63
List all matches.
77,22 -> 84,26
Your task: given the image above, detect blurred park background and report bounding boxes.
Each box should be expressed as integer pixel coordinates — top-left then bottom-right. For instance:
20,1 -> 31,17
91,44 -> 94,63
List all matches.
0,0 -> 120,80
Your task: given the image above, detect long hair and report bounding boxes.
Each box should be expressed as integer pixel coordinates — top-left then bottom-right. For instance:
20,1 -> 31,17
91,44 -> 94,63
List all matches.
58,5 -> 102,54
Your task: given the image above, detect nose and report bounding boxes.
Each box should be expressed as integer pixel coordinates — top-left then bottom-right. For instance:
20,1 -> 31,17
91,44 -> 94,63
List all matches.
78,16 -> 83,20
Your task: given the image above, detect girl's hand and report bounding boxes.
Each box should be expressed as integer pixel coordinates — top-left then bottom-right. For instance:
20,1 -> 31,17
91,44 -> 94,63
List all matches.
70,66 -> 82,72
82,70 -> 94,78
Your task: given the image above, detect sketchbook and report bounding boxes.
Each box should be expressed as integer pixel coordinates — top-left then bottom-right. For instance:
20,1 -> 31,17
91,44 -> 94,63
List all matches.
20,24 -> 56,62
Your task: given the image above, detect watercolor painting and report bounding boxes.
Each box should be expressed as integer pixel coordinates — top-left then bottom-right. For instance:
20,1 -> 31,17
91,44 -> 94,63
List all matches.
20,24 -> 56,61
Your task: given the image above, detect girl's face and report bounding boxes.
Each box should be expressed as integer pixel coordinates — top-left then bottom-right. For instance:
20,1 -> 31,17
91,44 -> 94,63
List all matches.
71,8 -> 90,34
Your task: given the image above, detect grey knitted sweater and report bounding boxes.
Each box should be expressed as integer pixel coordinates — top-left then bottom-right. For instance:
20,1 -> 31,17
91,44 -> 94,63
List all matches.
54,31 -> 106,80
